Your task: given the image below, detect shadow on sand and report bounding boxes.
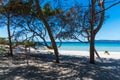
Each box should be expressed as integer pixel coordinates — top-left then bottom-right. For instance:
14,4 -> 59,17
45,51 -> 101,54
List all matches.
0,53 -> 120,80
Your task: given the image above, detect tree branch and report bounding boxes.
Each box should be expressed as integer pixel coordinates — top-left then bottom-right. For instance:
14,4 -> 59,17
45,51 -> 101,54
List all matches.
95,1 -> 120,15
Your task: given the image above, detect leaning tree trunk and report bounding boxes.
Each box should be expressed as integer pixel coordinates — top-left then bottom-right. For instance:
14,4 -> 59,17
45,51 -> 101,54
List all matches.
35,0 -> 59,63
7,12 -> 13,57
41,15 -> 59,63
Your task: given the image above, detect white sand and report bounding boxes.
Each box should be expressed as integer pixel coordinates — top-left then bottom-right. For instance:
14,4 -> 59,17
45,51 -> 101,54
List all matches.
14,47 -> 120,59
26,47 -> 120,59
49,50 -> 120,59
1,48 -> 120,80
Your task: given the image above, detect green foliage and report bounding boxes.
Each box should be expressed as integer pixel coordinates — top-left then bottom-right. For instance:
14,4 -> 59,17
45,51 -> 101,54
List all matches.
0,37 -> 9,45
43,2 -> 63,17
0,0 -> 33,17
9,1 -> 32,16
0,48 -> 6,52
0,37 -> 5,44
43,3 -> 53,16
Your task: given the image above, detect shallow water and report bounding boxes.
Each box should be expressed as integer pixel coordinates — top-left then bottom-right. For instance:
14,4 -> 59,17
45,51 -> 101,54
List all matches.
58,42 -> 120,52
36,41 -> 120,52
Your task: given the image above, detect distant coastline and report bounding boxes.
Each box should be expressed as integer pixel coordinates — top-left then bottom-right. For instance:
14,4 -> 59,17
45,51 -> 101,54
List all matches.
95,40 -> 120,43
37,40 -> 120,44
40,40 -> 120,43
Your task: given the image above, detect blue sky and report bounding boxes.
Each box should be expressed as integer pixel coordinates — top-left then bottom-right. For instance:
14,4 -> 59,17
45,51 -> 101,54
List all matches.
0,1 -> 120,40
96,3 -> 120,40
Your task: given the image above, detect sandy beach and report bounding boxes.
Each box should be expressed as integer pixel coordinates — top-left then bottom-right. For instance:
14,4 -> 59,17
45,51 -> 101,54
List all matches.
0,49 -> 120,80
59,50 -> 120,59
14,47 -> 120,59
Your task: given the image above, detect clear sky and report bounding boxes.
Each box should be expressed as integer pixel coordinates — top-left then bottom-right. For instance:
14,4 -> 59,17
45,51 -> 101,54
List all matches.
96,3 -> 120,40
0,1 -> 120,40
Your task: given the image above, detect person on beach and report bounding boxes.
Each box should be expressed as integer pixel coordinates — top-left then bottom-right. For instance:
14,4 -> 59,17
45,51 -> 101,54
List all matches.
104,51 -> 110,55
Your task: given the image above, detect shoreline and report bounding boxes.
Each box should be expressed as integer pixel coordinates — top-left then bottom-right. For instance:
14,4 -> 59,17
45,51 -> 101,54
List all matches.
30,48 -> 120,59
12,47 -> 120,60
59,50 -> 120,59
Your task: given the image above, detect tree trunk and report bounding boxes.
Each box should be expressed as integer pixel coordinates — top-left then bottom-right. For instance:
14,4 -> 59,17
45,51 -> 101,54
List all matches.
35,0 -> 59,63
90,33 -> 95,64
42,17 -> 59,63
90,0 -> 95,64
7,12 -> 13,57
42,37 -> 53,49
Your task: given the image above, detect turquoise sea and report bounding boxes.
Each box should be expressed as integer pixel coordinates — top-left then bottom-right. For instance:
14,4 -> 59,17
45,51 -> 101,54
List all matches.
57,41 -> 120,52
37,41 -> 120,52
